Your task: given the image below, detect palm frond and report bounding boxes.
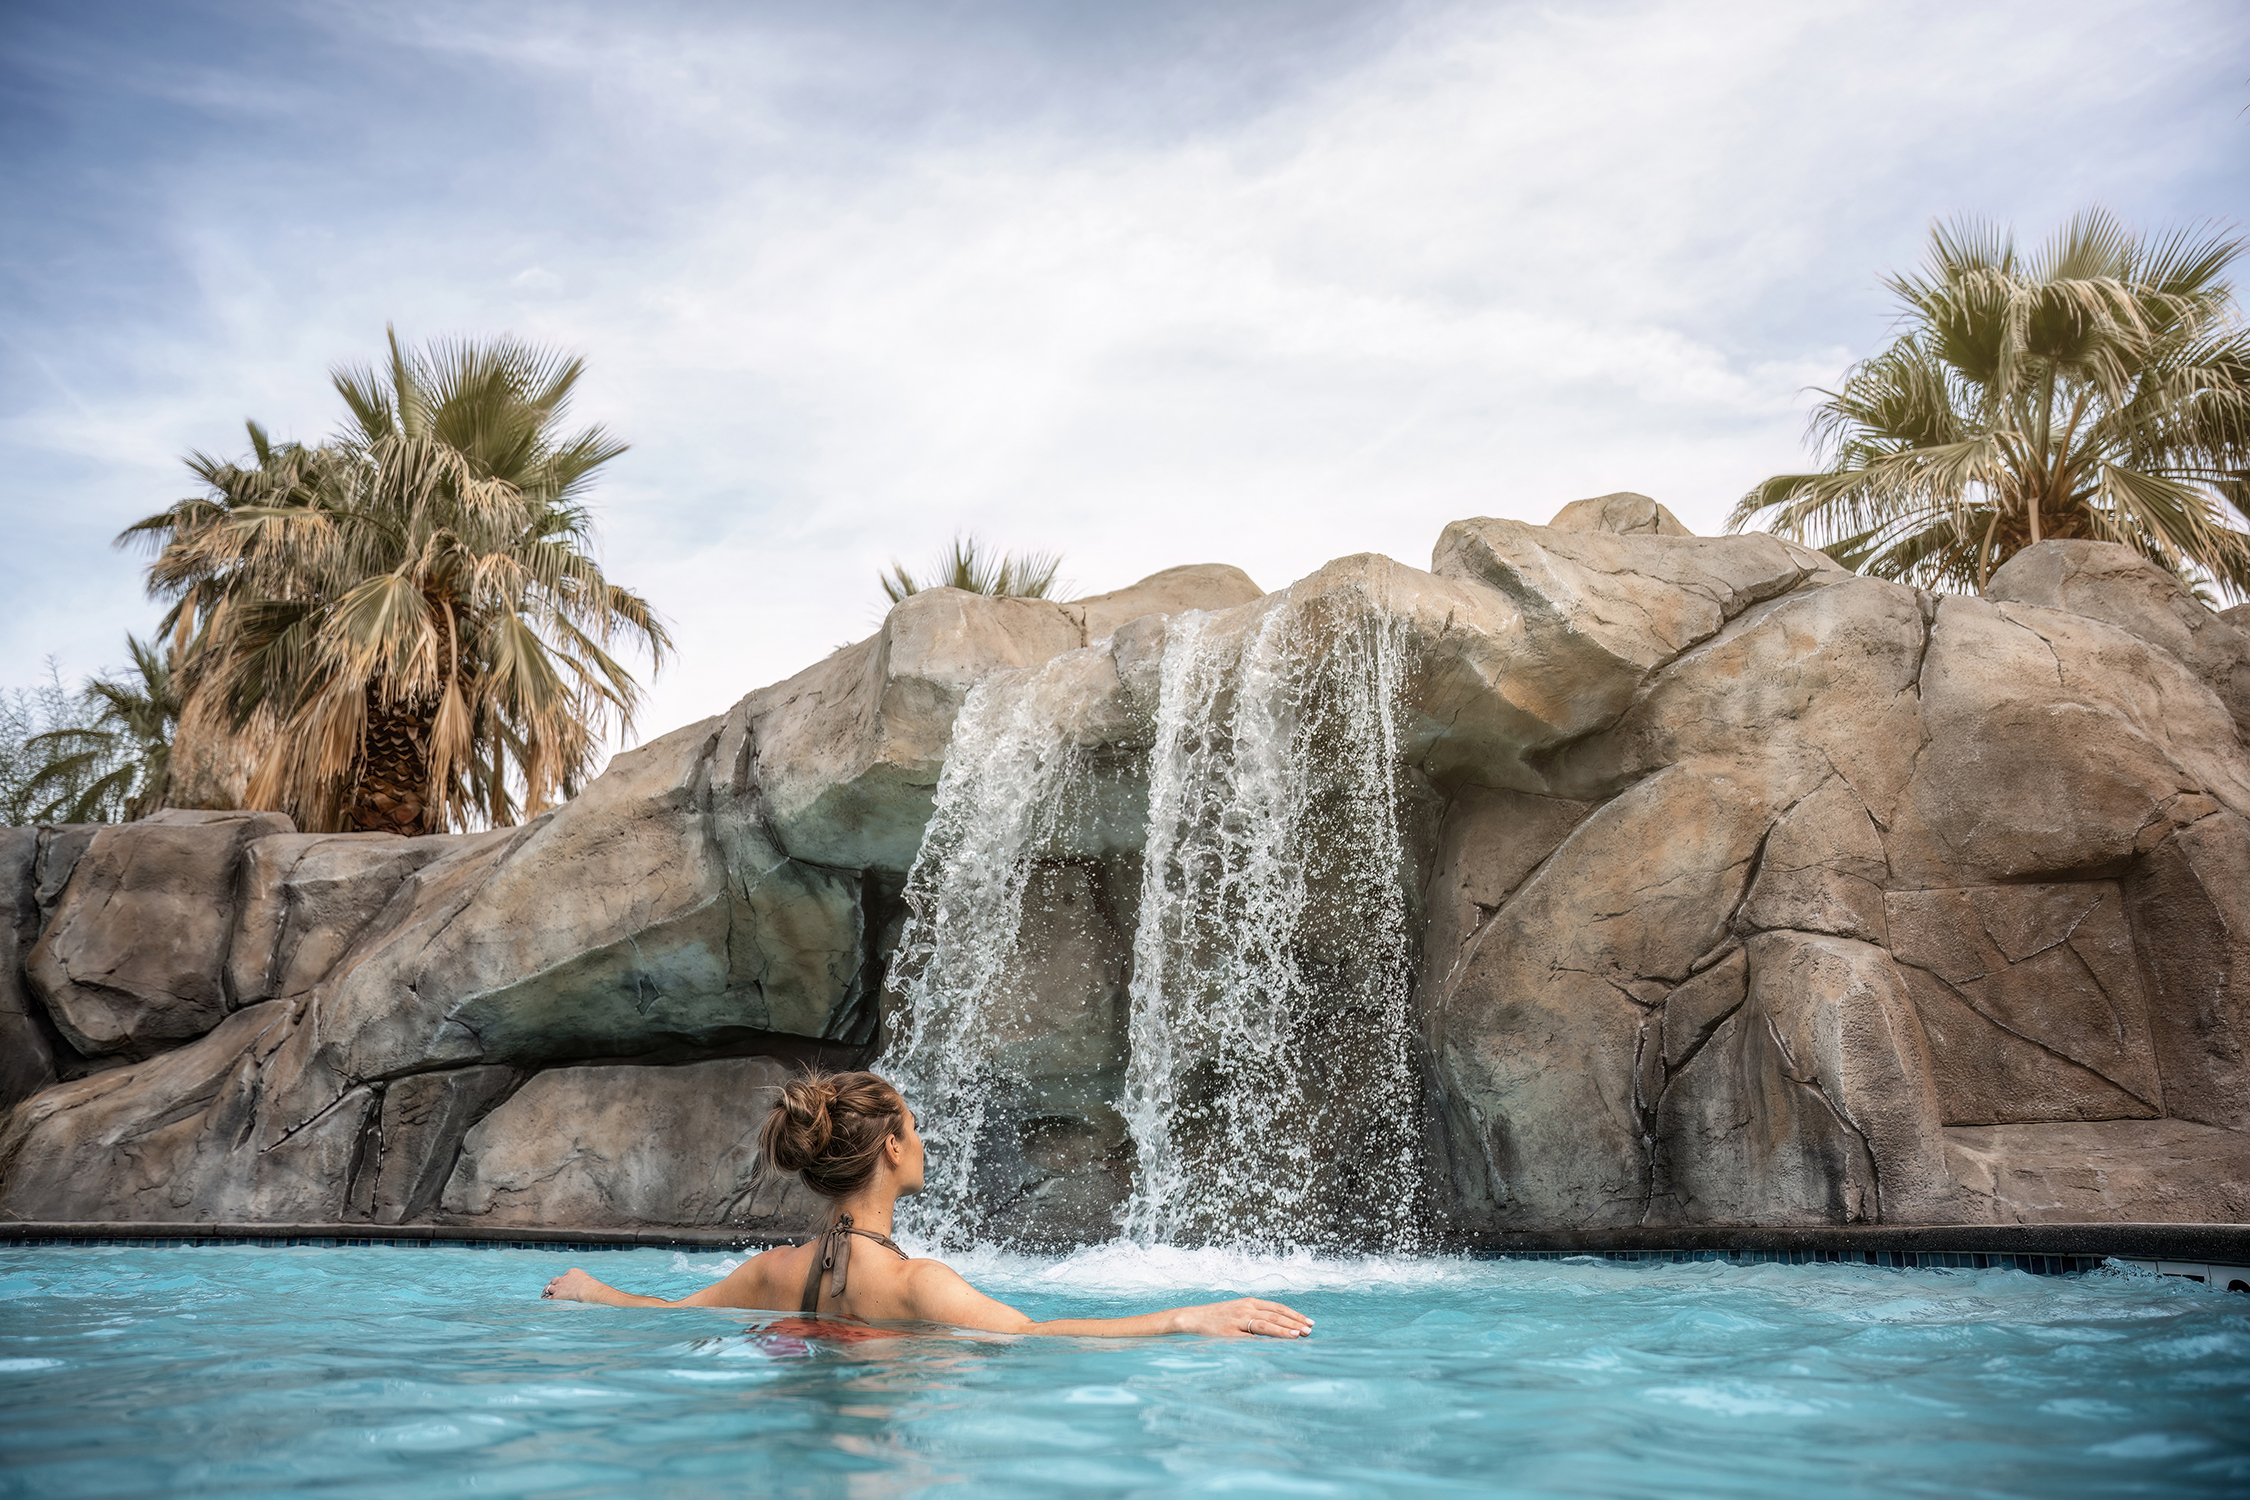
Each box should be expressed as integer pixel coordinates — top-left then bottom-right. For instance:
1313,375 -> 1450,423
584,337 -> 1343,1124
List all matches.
881,534 -> 1066,604
1737,208 -> 2250,600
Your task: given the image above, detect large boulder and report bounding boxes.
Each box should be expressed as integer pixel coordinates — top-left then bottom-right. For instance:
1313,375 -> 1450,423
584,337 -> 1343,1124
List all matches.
1989,539 -> 2250,737
1067,564 -> 1264,643
750,567 -> 1263,872
1432,518 -> 1840,685
1899,596 -> 2250,884
747,595 -> 1082,873
0,1000 -> 360,1221
227,833 -> 454,1007
1546,491 -> 1693,537
25,810 -> 293,1059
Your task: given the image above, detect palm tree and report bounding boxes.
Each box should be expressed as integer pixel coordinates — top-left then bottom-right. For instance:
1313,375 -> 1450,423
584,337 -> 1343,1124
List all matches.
125,329 -> 669,836
1731,210 -> 2250,596
19,637 -> 180,823
880,534 -> 1065,604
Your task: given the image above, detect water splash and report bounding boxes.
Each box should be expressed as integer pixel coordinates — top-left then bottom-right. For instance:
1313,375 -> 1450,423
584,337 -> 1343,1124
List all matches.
1120,601 -> 1424,1251
885,590 -> 1426,1253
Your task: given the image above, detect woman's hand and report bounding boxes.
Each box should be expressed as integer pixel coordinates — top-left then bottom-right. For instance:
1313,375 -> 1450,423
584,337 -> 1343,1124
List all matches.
542,1268 -> 607,1303
1166,1297 -> 1314,1339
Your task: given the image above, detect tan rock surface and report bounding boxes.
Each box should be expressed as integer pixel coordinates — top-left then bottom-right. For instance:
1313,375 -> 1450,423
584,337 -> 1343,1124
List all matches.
750,566 -> 1264,873
1432,518 -> 1834,696
1945,1120 -> 2250,1223
1546,491 -> 1693,536
1989,539 -> 2250,736
9,516 -> 2250,1237
439,1057 -> 826,1231
1907,596 -> 2250,882
2127,810 -> 2250,1130
26,809 -> 293,1058
1651,933 -> 1957,1225
1067,564 -> 1264,643
1886,883 -> 2161,1123
0,828 -> 56,1111
1740,777 -> 1890,944
227,832 -> 452,1006
363,1065 -> 517,1224
1431,756 -> 1818,1228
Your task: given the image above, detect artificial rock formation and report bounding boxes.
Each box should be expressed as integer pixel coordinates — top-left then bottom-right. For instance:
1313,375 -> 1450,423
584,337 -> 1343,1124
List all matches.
2,511 -> 2246,1241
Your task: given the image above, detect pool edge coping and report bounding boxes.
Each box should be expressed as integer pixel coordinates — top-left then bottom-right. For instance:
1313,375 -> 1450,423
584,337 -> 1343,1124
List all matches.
1,1219 -> 2244,1263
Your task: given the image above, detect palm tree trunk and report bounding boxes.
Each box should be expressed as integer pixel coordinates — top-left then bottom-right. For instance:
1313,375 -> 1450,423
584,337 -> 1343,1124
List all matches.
346,690 -> 437,836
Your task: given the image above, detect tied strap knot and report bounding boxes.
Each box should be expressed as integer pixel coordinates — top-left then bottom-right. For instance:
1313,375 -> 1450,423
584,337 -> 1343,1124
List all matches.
824,1212 -> 855,1300
800,1213 -> 909,1314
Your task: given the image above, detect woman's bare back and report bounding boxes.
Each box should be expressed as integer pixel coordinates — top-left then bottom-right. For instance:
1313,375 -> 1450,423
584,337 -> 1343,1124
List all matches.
542,1241 -> 1312,1339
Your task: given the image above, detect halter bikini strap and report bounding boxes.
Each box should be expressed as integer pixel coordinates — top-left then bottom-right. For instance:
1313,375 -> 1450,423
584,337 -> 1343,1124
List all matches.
798,1212 -> 909,1315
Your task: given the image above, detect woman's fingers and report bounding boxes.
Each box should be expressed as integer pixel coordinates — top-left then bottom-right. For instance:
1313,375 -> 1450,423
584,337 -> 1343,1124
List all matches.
1233,1298 -> 1313,1337
1174,1297 -> 1315,1338
1249,1298 -> 1312,1331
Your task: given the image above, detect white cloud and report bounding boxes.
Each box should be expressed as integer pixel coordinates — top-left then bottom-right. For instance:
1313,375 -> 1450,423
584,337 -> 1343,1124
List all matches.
4,0 -> 2242,749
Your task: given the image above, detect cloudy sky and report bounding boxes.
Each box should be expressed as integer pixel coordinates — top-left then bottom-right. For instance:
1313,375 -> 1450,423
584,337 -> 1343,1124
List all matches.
4,0 -> 2245,745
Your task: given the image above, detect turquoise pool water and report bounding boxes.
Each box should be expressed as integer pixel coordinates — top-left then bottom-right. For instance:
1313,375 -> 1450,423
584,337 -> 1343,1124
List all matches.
1,1242 -> 2243,1497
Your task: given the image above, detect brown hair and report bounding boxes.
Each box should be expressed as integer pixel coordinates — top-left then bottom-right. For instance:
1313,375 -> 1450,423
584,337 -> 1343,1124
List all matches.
760,1069 -> 908,1199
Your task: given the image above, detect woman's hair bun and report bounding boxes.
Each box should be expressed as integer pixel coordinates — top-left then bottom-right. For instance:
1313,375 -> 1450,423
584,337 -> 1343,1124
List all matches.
760,1069 -> 905,1199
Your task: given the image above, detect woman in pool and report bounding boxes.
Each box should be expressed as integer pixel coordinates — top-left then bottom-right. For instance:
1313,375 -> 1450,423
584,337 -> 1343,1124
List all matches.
541,1069 -> 1314,1339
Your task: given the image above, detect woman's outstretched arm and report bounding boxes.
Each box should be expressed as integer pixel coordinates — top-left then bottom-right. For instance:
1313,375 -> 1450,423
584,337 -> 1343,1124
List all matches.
901,1261 -> 1313,1339
543,1250 -> 791,1309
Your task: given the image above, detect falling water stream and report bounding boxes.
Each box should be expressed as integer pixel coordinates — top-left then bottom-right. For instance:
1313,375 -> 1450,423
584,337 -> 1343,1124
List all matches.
887,593 -> 1426,1252
878,659 -> 1112,1247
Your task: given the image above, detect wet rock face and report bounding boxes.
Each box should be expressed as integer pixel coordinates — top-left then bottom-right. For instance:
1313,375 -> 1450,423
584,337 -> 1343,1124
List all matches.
3,527 -> 2247,1236
931,858 -> 1136,1249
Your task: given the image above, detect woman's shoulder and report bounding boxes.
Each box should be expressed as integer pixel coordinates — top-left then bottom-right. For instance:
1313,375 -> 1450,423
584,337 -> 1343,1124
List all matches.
890,1256 -> 965,1298
672,1240 -> 808,1308
723,1241 -> 812,1296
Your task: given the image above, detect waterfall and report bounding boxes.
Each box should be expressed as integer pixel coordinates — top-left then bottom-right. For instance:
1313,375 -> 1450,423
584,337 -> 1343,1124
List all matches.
1120,603 -> 1424,1251
885,595 -> 1426,1253
882,662 -> 1111,1249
